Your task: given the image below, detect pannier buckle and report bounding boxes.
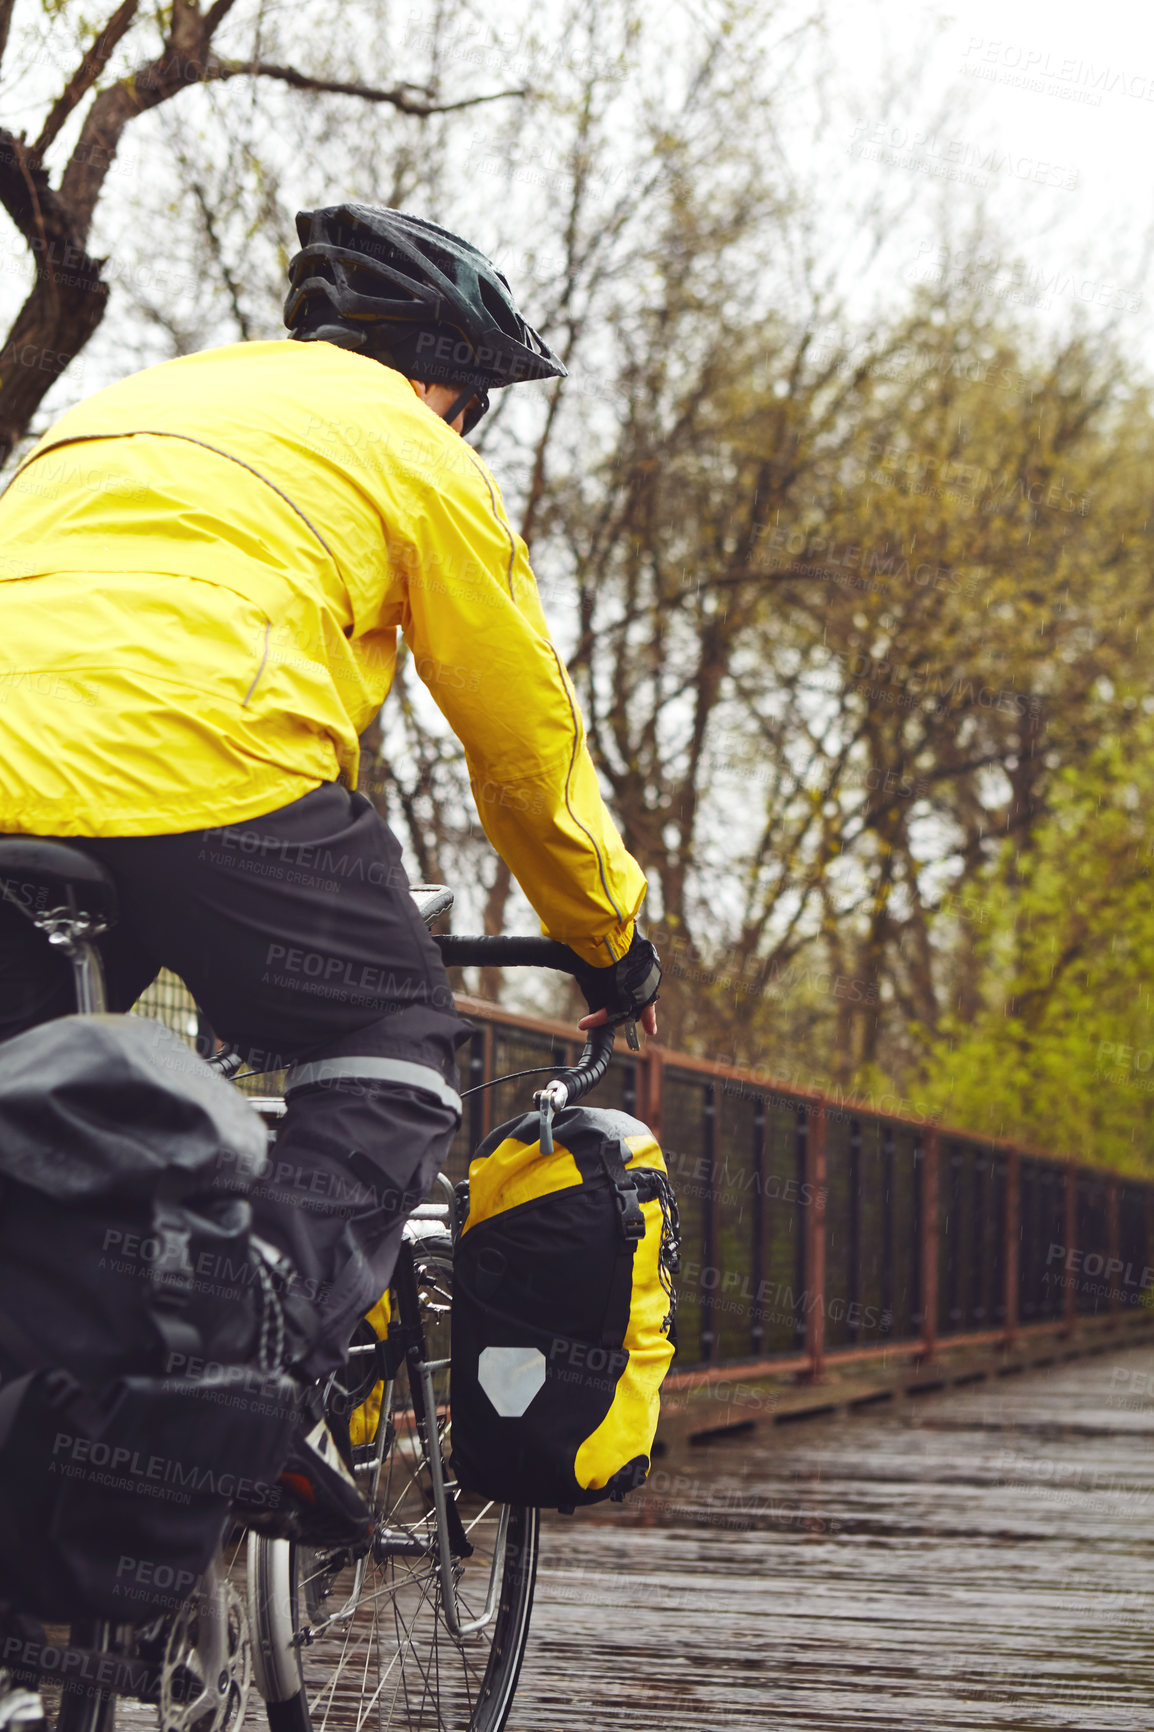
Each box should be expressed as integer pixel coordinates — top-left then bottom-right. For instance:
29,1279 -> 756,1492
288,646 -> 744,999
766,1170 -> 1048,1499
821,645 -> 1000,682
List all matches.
614,1180 -> 645,1243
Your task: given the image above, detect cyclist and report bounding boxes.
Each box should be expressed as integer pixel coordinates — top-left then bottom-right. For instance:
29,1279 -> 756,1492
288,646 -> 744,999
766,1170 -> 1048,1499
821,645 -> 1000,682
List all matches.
0,204 -> 660,1531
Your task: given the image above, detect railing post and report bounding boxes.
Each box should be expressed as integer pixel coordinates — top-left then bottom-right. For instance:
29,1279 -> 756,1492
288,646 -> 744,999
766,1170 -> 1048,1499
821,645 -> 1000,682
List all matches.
804,1099 -> 827,1380
750,1097 -> 766,1358
920,1125 -> 939,1361
1108,1175 -> 1121,1328
467,1027 -> 487,1157
1064,1163 -> 1078,1335
644,1043 -> 665,1142
702,1083 -> 717,1363
1004,1148 -> 1020,1348
480,1019 -> 494,1140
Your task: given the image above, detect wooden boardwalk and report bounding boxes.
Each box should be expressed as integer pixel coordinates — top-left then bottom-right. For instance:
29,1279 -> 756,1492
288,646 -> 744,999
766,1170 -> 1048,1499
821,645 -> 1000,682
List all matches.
516,1343 -> 1154,1730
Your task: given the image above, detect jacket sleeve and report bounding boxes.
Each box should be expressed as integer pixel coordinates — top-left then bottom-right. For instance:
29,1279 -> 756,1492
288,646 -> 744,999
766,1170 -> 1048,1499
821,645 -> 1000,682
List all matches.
392,443 -> 647,967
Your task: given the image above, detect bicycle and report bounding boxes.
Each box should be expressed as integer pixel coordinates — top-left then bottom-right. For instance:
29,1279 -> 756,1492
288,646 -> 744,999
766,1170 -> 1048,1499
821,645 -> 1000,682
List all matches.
0,843 -> 619,1732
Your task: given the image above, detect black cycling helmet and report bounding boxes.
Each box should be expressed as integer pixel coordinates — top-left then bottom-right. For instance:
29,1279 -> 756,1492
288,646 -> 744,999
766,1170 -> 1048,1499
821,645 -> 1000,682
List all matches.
284,203 -> 566,433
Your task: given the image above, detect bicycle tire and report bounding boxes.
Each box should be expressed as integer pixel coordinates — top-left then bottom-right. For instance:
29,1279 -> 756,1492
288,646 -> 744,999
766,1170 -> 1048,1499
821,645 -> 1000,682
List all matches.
249,1235 -> 538,1732
53,1622 -> 119,1732
40,1543 -> 251,1732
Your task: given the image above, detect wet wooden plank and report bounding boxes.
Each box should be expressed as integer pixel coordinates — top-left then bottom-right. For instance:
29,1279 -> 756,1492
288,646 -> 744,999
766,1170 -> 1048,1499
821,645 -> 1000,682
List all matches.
513,1343 -> 1154,1729
655,1314 -> 1154,1450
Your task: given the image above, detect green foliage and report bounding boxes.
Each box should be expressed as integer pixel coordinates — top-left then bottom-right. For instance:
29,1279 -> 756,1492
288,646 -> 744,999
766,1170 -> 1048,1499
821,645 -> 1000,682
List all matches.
913,722 -> 1154,1173
36,0 -> 126,45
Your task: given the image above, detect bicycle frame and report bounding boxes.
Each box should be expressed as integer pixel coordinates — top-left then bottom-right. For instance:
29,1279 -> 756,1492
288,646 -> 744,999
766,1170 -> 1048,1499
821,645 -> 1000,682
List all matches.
252,1198 -> 509,1661
392,1221 -> 509,1641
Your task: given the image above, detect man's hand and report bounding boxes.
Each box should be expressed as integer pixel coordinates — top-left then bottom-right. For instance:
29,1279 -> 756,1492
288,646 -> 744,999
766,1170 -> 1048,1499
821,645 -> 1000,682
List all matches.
569,930 -> 661,1040
578,1001 -> 659,1038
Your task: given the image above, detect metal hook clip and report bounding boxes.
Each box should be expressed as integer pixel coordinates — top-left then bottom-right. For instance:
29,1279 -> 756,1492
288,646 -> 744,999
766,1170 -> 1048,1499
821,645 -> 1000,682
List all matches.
537,1094 -> 555,1154
532,1080 -> 569,1156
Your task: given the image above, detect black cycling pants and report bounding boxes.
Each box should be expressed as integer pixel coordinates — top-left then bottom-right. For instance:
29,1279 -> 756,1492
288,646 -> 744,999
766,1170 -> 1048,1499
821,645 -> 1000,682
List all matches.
0,783 -> 473,1378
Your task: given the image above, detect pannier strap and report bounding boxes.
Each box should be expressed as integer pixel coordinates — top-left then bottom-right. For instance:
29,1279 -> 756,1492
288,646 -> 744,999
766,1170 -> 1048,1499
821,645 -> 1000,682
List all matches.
285,1056 -> 462,1116
599,1136 -> 644,1349
147,1171 -> 202,1363
599,1140 -> 645,1244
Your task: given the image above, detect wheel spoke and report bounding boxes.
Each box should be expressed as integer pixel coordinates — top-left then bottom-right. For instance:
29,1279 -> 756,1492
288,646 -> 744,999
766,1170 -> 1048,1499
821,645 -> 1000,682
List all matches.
251,1241 -> 537,1731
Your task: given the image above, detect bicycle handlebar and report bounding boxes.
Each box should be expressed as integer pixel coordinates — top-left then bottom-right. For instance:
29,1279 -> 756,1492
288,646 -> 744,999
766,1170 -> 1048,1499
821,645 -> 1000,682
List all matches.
434,935 -> 582,972
436,933 -> 618,1149
560,1024 -> 616,1100
526,1022 -> 615,1152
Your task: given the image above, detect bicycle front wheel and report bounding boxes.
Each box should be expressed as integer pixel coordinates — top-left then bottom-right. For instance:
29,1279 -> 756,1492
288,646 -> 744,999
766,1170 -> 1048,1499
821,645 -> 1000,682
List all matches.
249,1237 -> 538,1732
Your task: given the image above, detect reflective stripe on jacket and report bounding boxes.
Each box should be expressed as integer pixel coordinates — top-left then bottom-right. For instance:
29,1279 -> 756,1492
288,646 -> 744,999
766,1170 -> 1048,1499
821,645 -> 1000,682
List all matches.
0,340 -> 646,965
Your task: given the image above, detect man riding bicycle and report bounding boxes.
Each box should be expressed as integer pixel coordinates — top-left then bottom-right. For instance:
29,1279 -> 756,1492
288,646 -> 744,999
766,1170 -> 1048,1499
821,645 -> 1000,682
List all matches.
0,203 -> 660,1535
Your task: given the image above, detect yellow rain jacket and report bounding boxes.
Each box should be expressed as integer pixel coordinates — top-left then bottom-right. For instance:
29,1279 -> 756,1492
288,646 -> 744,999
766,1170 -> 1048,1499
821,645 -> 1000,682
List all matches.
0,341 -> 646,964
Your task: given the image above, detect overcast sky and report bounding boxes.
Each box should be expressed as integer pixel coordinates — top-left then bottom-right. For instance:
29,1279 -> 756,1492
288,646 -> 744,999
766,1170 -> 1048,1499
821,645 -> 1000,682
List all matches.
806,0 -> 1154,357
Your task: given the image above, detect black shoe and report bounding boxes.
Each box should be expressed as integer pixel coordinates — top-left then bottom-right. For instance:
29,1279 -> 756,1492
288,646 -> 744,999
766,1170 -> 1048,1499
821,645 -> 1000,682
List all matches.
236,1415 -> 373,1554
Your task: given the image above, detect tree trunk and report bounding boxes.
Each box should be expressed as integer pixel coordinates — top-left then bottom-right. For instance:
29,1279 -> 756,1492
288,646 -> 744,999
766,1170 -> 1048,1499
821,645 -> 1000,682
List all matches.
0,134 -> 108,465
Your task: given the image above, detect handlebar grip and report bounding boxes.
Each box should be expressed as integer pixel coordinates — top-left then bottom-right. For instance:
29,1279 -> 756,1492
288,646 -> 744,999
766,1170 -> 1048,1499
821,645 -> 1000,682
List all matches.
557,1024 -> 616,1108
435,935 -> 583,973
436,935 -> 621,1135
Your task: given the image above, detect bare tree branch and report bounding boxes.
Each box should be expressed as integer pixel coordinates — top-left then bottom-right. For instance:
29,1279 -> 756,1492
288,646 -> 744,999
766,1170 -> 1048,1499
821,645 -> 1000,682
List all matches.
33,0 -> 140,159
0,0 -> 17,75
203,0 -> 246,36
60,59 -> 210,241
187,169 -> 252,339
209,59 -> 525,114
0,0 -> 531,463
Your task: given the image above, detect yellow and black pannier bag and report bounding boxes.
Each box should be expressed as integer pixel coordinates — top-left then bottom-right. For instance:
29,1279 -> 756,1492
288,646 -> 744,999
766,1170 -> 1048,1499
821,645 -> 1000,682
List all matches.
450,1104 -> 679,1510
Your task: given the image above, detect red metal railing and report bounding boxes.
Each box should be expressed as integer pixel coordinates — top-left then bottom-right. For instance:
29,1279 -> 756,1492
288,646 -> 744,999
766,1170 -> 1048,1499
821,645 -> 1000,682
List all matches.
449,996 -> 1154,1378
133,971 -> 1154,1379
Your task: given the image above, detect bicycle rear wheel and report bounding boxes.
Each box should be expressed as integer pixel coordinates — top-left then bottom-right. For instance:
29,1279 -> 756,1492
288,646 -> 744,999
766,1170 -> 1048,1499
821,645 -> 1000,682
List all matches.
37,1541 -> 251,1732
249,1236 -> 538,1732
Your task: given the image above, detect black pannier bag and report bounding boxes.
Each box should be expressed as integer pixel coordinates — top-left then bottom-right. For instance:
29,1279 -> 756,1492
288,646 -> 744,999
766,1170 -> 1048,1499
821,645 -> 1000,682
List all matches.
450,1105 -> 679,1511
0,1015 -> 299,1622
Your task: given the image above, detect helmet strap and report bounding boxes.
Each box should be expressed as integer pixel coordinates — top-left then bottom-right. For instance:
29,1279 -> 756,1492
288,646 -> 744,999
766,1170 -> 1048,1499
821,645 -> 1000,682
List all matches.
444,387 -> 478,429
406,378 -> 489,434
